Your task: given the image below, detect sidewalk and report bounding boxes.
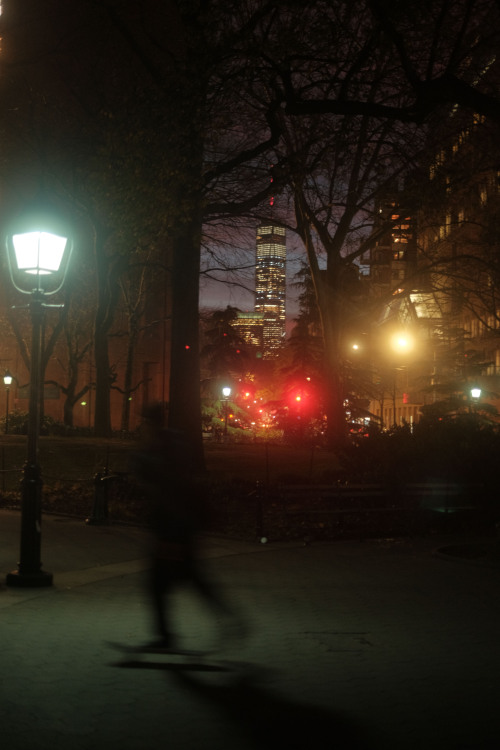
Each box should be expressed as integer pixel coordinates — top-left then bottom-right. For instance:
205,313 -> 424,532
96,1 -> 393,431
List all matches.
1,509 -> 500,749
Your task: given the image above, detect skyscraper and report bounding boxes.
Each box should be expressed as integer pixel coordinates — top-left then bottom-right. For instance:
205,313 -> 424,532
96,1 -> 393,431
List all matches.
369,190 -> 416,294
255,223 -> 286,358
231,311 -> 265,359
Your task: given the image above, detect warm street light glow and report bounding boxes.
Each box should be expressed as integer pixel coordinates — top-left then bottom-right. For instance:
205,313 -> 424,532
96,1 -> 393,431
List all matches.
390,332 -> 414,353
471,387 -> 481,400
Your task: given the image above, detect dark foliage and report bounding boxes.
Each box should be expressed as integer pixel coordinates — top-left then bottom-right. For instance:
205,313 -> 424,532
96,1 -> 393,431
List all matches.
339,416 -> 500,488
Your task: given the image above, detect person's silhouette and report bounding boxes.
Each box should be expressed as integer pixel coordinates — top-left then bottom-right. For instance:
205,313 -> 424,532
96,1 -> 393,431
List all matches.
135,403 -> 243,650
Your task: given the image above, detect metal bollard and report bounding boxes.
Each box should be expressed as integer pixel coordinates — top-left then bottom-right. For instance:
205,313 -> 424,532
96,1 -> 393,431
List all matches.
86,472 -> 112,525
254,480 -> 267,543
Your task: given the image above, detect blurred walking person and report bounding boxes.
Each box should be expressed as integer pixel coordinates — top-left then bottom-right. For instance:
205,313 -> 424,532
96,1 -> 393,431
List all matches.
135,403 -> 243,651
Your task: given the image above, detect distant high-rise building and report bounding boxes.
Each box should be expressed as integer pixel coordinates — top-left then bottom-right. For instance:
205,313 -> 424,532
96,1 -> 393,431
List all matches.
231,311 -> 265,359
368,190 -> 416,293
255,223 -> 286,358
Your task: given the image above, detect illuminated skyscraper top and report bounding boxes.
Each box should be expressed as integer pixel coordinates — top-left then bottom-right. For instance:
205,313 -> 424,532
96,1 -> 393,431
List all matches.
255,224 -> 286,358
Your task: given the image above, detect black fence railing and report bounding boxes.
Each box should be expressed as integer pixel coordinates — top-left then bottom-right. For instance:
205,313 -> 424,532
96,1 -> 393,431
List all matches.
213,480 -> 492,542
0,469 -> 494,542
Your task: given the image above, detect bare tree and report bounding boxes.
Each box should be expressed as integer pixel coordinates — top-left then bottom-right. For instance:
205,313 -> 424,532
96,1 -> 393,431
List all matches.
238,0 -> 500,446
2,0 -> 499,461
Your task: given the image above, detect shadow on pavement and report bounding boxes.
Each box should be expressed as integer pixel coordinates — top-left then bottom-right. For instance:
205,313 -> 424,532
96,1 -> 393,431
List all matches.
171,666 -> 380,749
111,656 -> 379,747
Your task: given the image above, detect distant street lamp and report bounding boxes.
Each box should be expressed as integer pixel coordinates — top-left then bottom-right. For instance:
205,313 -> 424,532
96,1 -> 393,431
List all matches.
387,331 -> 415,427
470,386 -> 482,413
3,370 -> 13,434
222,386 -> 231,436
390,331 -> 414,355
5,200 -> 73,588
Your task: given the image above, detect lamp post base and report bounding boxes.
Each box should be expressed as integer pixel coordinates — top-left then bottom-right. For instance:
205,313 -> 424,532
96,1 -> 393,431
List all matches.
6,569 -> 53,588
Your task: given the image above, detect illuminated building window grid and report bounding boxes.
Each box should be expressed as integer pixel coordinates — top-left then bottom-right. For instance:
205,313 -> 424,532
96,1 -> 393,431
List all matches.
257,226 -> 286,237
255,223 -> 286,357
257,244 -> 286,259
231,317 -> 265,350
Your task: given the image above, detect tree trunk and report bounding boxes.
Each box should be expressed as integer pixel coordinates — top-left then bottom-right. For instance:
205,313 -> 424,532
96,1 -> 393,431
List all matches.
94,330 -> 111,436
319,268 -> 349,451
62,355 -> 78,428
296,196 -> 349,451
163,57 -> 207,473
93,226 -> 118,437
120,327 -> 137,432
168,214 -> 205,473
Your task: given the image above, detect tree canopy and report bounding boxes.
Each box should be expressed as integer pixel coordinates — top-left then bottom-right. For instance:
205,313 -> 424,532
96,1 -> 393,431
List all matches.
1,0 -> 499,459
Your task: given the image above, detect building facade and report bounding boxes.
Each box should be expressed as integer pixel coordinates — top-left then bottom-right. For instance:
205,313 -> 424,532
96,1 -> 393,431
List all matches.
367,106 -> 500,428
255,223 -> 286,358
366,188 -> 425,428
230,311 -> 265,357
369,190 -> 417,295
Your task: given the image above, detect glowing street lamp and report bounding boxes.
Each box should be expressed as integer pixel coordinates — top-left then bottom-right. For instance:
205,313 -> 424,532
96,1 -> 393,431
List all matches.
390,332 -> 414,354
222,386 -> 231,436
387,331 -> 415,427
470,386 -> 482,413
3,370 -> 13,434
5,200 -> 73,587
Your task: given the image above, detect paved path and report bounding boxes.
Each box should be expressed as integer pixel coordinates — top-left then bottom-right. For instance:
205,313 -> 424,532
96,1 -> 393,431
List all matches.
1,509 -> 499,749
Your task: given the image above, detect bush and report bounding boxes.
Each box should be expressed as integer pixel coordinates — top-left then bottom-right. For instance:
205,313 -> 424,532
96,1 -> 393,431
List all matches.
0,410 -> 58,435
339,415 -> 500,487
0,411 -> 82,436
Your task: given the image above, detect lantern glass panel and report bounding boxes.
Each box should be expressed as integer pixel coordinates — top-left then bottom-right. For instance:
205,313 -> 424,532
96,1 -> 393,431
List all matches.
13,231 -> 68,275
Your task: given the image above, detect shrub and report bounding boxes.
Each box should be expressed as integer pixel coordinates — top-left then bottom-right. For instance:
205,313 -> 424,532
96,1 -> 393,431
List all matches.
339,415 -> 500,487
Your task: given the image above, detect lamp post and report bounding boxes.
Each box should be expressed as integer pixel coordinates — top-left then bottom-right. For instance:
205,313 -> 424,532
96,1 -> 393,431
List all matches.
222,386 -> 231,436
470,386 -> 481,413
3,370 -> 13,434
388,331 -> 414,427
5,200 -> 73,588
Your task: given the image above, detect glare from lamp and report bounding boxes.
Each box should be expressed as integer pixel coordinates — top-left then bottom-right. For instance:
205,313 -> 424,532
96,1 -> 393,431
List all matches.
390,332 -> 414,353
13,231 -> 68,275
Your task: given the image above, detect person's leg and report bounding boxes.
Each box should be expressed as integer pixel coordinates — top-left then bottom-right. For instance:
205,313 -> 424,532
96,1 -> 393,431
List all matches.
188,555 -> 249,647
149,560 -> 174,646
